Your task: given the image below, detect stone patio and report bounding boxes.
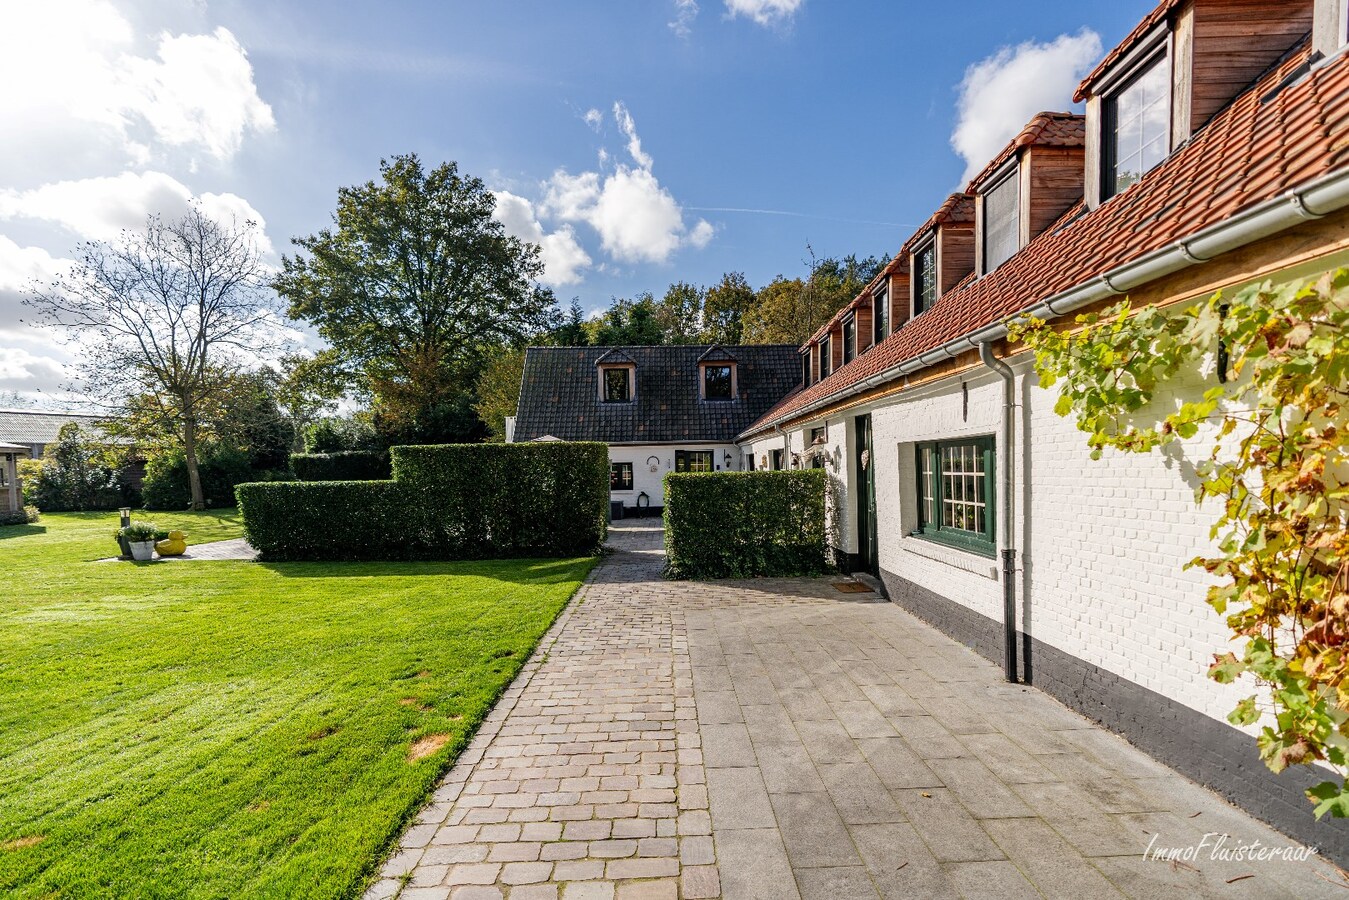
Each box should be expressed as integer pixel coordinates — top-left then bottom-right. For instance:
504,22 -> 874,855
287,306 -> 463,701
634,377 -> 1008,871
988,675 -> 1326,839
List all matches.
370,523 -> 1346,899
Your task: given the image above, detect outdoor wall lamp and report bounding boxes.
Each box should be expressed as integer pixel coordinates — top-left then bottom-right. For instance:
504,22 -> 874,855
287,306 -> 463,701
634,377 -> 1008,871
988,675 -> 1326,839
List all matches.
724,451 -> 733,469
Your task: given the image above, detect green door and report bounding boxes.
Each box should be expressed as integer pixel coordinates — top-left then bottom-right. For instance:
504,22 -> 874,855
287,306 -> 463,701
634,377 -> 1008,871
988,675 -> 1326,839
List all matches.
855,415 -> 878,575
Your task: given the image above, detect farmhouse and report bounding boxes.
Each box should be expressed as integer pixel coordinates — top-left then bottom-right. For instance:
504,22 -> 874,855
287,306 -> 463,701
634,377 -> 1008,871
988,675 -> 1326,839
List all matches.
0,408 -> 120,514
739,0 -> 1349,852
510,344 -> 800,515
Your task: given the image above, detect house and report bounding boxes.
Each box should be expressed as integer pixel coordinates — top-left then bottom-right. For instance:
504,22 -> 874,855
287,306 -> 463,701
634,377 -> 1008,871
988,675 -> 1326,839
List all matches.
510,344 -> 801,515
0,409 -> 121,514
740,0 -> 1349,859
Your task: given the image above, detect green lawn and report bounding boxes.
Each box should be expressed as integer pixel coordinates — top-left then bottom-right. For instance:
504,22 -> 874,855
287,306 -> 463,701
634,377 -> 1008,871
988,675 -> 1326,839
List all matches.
0,510 -> 594,899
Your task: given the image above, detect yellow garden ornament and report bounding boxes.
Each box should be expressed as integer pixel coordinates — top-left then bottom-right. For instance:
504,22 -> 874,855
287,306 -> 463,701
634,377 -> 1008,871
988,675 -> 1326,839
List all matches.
155,531 -> 187,557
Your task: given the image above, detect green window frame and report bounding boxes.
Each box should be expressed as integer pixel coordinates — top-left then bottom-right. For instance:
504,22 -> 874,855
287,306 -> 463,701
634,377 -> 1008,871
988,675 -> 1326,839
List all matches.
675,450 -> 715,473
913,436 -> 995,556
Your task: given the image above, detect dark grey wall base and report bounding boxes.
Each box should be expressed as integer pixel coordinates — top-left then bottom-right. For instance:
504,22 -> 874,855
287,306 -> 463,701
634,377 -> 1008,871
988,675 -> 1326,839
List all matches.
878,568 -> 1349,867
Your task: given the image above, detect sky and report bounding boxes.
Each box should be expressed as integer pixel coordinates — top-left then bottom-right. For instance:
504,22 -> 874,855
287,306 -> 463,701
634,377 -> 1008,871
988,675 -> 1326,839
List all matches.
0,0 -> 1155,406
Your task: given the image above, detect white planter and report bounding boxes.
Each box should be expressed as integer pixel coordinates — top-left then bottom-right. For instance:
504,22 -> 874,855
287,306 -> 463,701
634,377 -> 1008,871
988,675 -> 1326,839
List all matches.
129,541 -> 155,561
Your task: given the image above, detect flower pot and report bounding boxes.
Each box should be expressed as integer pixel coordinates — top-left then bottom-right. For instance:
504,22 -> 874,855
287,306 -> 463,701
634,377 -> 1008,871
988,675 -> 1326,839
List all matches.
129,541 -> 155,561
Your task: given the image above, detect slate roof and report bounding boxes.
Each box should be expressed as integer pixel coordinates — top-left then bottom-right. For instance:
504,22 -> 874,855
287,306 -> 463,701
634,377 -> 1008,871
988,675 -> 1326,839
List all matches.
514,345 -> 801,444
0,409 -> 116,445
745,42 -> 1349,439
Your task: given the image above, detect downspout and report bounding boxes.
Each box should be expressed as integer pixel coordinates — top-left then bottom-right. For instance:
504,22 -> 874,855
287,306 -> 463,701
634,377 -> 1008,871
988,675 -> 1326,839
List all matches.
979,341 -> 1018,683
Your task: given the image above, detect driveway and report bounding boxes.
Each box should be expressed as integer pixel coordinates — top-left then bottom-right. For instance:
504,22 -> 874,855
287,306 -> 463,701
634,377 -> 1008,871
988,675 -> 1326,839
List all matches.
369,522 -> 1344,899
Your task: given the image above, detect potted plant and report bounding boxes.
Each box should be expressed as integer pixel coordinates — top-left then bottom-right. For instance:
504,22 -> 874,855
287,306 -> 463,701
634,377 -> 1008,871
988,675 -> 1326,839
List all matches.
117,521 -> 160,561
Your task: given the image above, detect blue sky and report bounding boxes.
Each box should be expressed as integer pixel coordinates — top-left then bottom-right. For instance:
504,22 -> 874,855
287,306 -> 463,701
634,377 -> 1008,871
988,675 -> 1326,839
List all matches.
0,0 -> 1154,401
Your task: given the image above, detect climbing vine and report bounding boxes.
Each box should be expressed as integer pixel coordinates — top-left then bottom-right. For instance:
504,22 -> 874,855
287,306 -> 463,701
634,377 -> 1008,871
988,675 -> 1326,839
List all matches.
1008,269 -> 1349,818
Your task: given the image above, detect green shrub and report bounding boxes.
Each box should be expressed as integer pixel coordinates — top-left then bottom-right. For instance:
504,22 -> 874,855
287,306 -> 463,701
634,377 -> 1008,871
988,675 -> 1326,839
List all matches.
142,446 -> 256,510
20,423 -> 125,511
664,470 -> 828,579
290,451 -> 391,481
237,442 -> 609,561
0,505 -> 39,526
236,481 -> 412,560
302,417 -> 379,453
117,521 -> 160,543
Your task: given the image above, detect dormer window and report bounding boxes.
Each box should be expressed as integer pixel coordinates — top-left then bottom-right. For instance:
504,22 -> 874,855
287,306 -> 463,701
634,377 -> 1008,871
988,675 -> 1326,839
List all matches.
1103,50 -> 1170,200
820,334 -> 832,379
913,241 -> 937,316
873,285 -> 889,343
702,363 -> 734,400
601,366 -> 633,402
982,167 -> 1020,273
842,316 -> 856,365
801,350 -> 811,386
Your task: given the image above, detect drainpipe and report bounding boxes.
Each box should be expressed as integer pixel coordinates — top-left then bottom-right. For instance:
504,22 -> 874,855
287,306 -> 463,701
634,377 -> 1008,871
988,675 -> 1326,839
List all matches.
979,341 -> 1018,683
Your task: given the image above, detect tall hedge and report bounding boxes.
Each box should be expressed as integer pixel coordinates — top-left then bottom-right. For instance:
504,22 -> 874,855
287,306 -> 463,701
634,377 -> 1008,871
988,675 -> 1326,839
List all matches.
237,442 -> 609,561
290,451 -> 391,481
664,470 -> 827,579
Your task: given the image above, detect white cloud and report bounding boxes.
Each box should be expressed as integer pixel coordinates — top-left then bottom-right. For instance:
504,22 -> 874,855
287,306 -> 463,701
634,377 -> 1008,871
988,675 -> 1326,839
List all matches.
670,0 -> 699,37
951,30 -> 1102,184
537,104 -> 713,266
0,0 -> 274,169
0,172 -> 273,254
613,102 -> 654,171
493,191 -> 592,287
724,0 -> 803,27
583,108 -> 604,131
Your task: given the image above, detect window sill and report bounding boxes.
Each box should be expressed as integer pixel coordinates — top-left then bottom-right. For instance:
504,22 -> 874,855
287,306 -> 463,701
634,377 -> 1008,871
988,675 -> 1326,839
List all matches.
908,529 -> 996,559
902,533 -> 998,578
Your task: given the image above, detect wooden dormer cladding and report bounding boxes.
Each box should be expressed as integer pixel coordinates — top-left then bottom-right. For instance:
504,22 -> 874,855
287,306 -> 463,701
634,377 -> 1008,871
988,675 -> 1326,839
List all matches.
933,194 -> 976,297
968,112 -> 1086,276
1186,0 -> 1314,134
887,263 -> 911,332
855,301 -> 874,354
1078,0 -> 1314,208
829,322 -> 844,371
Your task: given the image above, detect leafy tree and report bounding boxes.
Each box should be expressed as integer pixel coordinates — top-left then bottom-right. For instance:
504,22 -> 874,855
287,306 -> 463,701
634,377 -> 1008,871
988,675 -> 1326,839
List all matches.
549,300 -> 591,346
272,352 -> 345,451
743,250 -> 885,344
302,416 -> 380,453
20,423 -> 124,511
584,294 -> 666,345
656,281 -> 705,344
274,154 -> 557,444
473,349 -> 526,442
24,205 -> 282,510
702,272 -> 755,344
213,371 -> 295,470
1010,269 -> 1349,819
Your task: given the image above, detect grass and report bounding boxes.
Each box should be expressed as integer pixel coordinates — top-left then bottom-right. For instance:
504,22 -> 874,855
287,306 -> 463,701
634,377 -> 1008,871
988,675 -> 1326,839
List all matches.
0,509 -> 595,899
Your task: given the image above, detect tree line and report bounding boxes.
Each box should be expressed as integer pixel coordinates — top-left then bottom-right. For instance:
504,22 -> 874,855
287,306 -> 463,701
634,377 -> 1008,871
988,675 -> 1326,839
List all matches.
23,153 -> 883,507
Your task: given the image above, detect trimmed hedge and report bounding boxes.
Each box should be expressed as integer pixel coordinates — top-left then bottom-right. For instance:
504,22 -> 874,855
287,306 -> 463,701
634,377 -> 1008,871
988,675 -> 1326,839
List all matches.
664,469 -> 828,579
290,451 -> 391,482
237,442 -> 609,561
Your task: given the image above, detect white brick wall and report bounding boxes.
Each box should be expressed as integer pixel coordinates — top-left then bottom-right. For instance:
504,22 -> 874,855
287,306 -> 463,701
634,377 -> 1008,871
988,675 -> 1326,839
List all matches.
608,443 -> 742,508
759,358 -> 1247,728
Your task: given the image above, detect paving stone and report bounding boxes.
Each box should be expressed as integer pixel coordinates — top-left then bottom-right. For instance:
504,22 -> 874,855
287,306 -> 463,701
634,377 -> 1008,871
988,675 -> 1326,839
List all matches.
386,524 -> 1341,900
706,766 -> 776,830
942,861 -> 1040,899
795,866 -> 881,900
715,827 -> 800,900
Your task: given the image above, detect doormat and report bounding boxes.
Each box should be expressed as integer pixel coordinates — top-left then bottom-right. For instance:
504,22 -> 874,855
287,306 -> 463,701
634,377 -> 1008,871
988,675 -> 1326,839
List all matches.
833,581 -> 873,593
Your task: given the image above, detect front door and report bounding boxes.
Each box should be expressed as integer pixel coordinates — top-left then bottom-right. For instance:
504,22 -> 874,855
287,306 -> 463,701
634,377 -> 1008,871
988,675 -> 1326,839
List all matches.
855,415 -> 878,575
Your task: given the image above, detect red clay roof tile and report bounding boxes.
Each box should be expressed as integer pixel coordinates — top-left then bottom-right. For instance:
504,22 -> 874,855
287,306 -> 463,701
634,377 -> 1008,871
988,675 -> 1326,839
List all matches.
747,45 -> 1348,438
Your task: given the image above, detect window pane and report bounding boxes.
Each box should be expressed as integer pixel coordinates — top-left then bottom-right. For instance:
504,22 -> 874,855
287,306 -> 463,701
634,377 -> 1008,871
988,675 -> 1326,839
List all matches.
704,365 -> 732,400
604,367 -> 630,402
874,287 -> 889,342
982,170 -> 1020,272
914,246 -> 936,314
843,318 -> 856,364
1108,54 -> 1170,197
821,337 -> 831,378
610,463 -> 633,490
687,451 -> 714,472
